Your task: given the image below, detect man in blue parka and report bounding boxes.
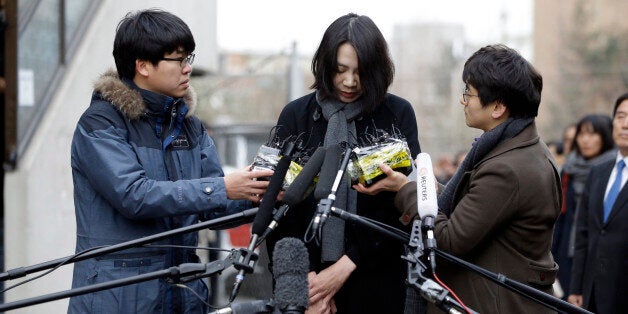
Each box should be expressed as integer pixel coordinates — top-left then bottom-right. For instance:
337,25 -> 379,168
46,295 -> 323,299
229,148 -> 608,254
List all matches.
68,9 -> 273,313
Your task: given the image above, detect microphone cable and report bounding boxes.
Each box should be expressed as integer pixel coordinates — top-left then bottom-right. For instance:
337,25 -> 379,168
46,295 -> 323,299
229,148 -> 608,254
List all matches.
0,245 -> 108,293
432,272 -> 473,314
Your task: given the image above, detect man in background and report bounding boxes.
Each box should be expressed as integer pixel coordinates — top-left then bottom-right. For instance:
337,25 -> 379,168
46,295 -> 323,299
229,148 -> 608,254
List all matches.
569,92 -> 628,313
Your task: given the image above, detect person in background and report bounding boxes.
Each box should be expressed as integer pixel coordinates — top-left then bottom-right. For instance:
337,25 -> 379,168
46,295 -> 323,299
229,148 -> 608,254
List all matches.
547,140 -> 566,170
552,114 -> 615,300
453,150 -> 467,170
563,124 -> 577,157
268,13 -> 420,313
549,124 -> 577,171
569,93 -> 628,313
434,154 -> 456,184
68,9 -> 272,313
355,44 -> 561,313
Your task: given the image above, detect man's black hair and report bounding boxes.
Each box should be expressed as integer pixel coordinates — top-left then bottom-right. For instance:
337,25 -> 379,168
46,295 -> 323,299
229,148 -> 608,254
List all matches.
612,92 -> 628,117
462,44 -> 542,118
113,9 -> 195,79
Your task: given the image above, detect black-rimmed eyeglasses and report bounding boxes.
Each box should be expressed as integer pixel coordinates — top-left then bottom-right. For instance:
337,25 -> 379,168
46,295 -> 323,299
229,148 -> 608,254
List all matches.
160,53 -> 195,67
462,89 -> 479,103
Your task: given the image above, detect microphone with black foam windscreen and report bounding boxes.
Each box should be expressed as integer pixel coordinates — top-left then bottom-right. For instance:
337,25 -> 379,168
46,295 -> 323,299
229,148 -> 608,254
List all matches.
313,144 -> 342,200
210,238 -> 309,314
272,237 -> 309,314
416,152 -> 439,273
230,155 -> 292,303
252,155 -> 293,235
310,144 -> 343,231
258,147 -> 327,243
283,146 -> 326,206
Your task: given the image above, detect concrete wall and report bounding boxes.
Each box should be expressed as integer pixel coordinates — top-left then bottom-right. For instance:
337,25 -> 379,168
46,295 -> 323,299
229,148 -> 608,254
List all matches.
3,1 -> 217,312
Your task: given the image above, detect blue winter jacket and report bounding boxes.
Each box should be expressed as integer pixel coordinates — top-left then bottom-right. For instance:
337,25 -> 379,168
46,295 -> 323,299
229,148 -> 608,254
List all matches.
68,71 -> 249,313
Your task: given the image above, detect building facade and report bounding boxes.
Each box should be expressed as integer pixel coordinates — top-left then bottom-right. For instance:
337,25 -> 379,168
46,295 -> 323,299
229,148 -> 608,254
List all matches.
534,0 -> 628,140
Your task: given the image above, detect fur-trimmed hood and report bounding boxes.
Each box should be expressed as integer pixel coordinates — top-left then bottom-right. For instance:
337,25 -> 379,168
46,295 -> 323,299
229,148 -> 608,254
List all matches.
93,70 -> 197,120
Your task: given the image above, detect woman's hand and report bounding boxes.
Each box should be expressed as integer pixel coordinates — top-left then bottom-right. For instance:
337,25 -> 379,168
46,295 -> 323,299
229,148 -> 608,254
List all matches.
307,256 -> 356,313
352,164 -> 410,195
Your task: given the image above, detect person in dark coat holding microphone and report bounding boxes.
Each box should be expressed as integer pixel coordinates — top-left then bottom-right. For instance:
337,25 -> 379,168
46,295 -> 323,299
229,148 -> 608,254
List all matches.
68,9 -> 272,313
355,44 -> 561,313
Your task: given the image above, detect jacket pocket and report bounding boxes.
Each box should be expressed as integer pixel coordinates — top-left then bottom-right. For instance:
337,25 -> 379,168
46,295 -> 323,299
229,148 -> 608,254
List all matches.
527,261 -> 559,286
90,256 -> 167,313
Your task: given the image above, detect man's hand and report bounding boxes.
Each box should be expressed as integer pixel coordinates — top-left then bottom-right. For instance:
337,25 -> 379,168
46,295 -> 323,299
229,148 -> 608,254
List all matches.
223,165 -> 274,202
352,164 -> 409,195
568,294 -> 583,307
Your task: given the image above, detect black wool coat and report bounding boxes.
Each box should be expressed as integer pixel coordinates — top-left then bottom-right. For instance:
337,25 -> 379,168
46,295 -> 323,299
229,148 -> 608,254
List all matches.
571,158 -> 628,313
267,91 -> 421,313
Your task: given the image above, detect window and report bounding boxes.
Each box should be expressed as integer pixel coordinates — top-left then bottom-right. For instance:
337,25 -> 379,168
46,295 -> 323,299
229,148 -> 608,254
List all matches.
3,0 -> 100,169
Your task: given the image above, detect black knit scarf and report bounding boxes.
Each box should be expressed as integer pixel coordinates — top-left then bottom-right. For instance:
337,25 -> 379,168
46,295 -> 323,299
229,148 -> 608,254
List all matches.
316,91 -> 363,262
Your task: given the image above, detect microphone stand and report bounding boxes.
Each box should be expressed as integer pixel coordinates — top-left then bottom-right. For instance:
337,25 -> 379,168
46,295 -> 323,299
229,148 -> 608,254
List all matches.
257,204 -> 290,245
404,220 -> 477,314
0,250 -> 242,312
326,207 -> 475,313
308,146 -> 352,243
325,207 -> 592,314
432,249 -> 591,314
229,234 -> 260,302
230,149 -> 296,303
1,208 -> 258,282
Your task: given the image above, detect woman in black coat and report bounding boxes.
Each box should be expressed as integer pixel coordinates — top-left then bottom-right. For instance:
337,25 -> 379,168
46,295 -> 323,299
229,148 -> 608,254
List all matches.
267,13 -> 420,313
552,114 -> 615,299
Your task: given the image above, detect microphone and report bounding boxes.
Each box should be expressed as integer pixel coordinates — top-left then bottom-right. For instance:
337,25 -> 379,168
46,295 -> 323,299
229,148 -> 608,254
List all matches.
272,237 -> 309,314
283,146 -> 326,206
311,144 -> 343,230
258,147 -> 327,242
313,144 -> 342,200
252,156 -> 292,235
208,299 -> 276,314
231,155 -> 292,302
417,153 -> 438,221
211,235 -> 309,314
416,152 -> 438,272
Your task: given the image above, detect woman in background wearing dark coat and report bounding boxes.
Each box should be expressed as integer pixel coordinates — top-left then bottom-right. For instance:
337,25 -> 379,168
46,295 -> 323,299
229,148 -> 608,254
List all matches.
267,13 -> 420,314
552,114 -> 615,299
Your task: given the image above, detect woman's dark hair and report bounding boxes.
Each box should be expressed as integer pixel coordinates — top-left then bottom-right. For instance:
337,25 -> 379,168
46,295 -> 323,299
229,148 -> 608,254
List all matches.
311,13 -> 394,113
571,114 -> 615,157
113,9 -> 195,80
462,44 -> 542,119
547,140 -> 564,155
612,92 -> 628,117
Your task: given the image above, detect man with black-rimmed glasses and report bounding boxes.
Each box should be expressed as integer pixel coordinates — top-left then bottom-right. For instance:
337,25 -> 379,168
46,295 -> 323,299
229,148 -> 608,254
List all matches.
357,44 -> 561,313
68,9 -> 273,313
